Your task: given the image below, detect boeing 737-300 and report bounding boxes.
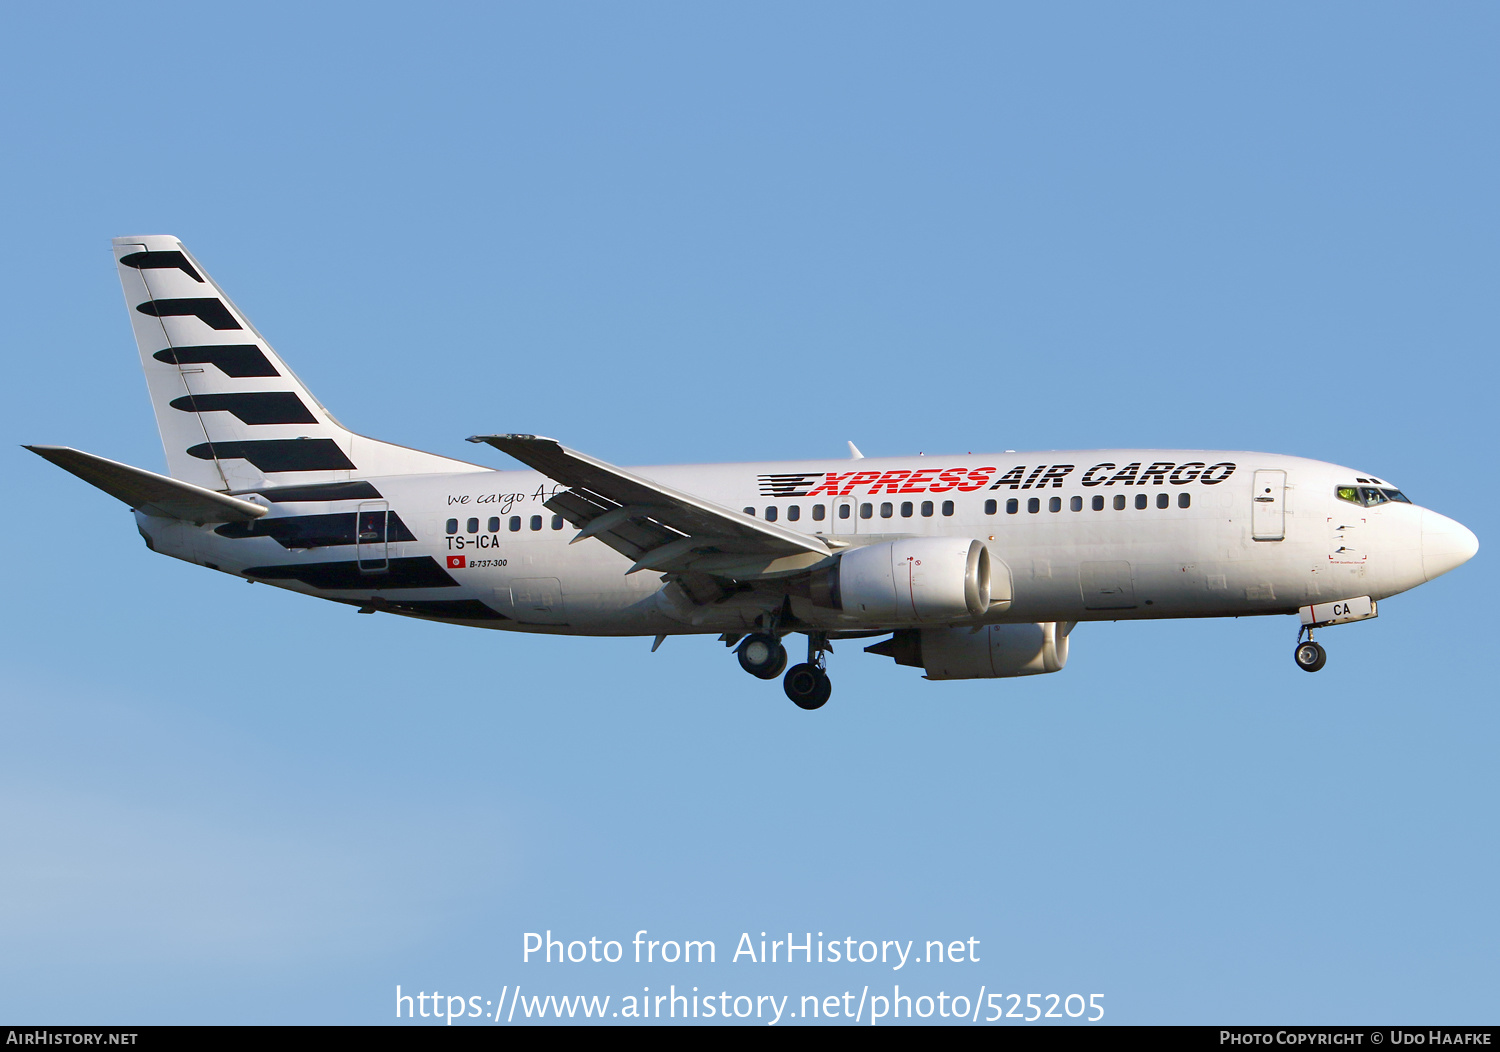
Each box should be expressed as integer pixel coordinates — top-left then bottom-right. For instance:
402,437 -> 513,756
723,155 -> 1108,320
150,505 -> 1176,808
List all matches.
25,236 -> 1480,708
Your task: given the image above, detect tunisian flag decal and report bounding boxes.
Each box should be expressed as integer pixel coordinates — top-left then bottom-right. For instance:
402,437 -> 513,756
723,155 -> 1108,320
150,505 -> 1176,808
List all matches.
447,555 -> 466,569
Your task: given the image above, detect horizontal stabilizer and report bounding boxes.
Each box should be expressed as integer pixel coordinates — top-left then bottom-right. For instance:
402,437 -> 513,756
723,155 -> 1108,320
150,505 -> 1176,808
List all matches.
25,445 -> 268,523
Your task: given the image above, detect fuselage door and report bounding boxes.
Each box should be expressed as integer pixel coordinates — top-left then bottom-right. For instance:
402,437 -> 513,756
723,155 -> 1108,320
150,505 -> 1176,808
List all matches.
357,500 -> 390,573
1251,470 -> 1286,541
1080,561 -> 1136,609
831,496 -> 858,535
510,577 -> 568,624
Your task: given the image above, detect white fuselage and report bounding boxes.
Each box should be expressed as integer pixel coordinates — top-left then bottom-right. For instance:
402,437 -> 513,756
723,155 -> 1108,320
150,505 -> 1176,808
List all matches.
134,448 -> 1474,638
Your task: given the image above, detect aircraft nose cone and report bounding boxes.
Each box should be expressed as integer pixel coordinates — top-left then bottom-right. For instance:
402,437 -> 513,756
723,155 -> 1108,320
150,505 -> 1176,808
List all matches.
1421,509 -> 1479,582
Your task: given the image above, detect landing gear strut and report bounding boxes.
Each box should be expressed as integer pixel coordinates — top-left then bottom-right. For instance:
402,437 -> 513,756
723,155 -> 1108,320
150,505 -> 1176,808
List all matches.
783,632 -> 832,710
1294,626 -> 1327,673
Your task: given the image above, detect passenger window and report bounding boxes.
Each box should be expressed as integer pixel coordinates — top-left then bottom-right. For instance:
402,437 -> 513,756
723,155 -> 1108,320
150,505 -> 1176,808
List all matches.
509,516 -> 521,531
787,505 -> 800,521
445,518 -> 458,535
941,501 -> 954,516
924,501 -> 936,517
552,514 -> 564,530
1114,495 -> 1126,510
1049,496 -> 1061,513
1092,495 -> 1104,511
812,505 -> 826,521
1070,496 -> 1082,512
1156,493 -> 1169,509
466,517 -> 479,534
765,506 -> 778,522
488,517 -> 500,532
1178,493 -> 1191,509
880,502 -> 893,518
860,503 -> 873,519
900,502 -> 913,518
1135,494 -> 1148,510
743,507 -> 756,516
1006,499 -> 1018,514
983,499 -> 996,515
1027,498 -> 1040,514
530,515 -> 542,531
839,504 -> 851,519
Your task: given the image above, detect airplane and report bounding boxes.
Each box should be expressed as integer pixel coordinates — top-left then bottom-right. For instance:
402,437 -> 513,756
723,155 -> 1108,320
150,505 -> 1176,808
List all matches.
26,236 -> 1480,709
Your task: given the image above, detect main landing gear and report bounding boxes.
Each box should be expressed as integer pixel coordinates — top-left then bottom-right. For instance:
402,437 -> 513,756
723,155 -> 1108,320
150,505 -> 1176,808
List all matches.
730,630 -> 833,709
1293,626 -> 1327,673
737,632 -> 787,679
783,650 -> 832,710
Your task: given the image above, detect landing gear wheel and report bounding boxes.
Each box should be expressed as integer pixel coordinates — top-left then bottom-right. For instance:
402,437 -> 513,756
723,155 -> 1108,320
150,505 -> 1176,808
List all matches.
738,633 -> 787,679
1294,640 -> 1327,673
783,663 -> 832,710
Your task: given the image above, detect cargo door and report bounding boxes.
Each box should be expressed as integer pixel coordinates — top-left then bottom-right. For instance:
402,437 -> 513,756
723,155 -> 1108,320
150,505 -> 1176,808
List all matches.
510,577 -> 568,624
1080,561 -> 1136,610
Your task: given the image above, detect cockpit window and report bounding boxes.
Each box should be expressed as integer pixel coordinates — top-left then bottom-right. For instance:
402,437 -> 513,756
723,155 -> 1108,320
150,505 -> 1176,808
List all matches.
1337,485 -> 1412,507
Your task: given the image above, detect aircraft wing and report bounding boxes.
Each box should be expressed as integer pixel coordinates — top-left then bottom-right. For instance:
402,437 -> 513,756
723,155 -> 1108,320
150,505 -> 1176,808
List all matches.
26,445 -> 268,523
467,434 -> 834,578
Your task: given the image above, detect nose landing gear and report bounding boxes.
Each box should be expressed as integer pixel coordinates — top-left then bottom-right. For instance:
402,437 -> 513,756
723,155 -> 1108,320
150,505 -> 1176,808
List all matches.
1293,626 -> 1327,672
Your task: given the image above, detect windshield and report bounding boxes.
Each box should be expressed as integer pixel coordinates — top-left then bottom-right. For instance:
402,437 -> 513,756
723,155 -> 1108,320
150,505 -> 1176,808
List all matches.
1336,486 -> 1412,507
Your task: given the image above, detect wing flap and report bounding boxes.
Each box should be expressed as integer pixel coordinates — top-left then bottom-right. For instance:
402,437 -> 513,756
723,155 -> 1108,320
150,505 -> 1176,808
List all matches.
544,488 -> 684,563
469,434 -> 831,576
26,445 -> 268,523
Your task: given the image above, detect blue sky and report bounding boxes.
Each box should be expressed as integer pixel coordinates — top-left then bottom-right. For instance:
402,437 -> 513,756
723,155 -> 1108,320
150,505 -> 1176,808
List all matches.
2,2 -> 1495,1024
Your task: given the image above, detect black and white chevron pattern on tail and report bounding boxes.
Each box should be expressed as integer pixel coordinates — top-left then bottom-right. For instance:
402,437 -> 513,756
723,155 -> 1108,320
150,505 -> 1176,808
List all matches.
114,236 -> 487,491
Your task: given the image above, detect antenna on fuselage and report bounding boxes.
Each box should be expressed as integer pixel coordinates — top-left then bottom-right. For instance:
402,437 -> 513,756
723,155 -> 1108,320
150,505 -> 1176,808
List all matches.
847,441 -> 865,460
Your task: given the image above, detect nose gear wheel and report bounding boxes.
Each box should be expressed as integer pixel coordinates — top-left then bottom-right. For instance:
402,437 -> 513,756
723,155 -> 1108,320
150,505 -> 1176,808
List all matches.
1293,626 -> 1327,672
1294,640 -> 1327,672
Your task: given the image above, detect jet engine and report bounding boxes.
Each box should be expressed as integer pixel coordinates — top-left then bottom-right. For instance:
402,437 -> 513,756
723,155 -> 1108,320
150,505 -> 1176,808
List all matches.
810,537 -> 991,624
866,621 -> 1073,680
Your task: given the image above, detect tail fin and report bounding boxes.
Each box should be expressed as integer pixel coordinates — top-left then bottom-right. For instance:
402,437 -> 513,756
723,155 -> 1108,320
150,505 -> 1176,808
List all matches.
114,235 -> 484,492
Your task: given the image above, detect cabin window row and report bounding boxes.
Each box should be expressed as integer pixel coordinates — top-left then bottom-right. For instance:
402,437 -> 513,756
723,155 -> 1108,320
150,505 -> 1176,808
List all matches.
742,501 -> 958,522
446,515 -> 566,535
993,493 -> 1191,514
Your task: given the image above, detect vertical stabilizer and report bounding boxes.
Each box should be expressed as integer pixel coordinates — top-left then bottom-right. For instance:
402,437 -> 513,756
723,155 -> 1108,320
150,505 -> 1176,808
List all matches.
114,236 -> 484,491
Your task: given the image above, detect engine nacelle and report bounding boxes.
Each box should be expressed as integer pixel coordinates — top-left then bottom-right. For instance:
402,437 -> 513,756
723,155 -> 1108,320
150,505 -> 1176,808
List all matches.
813,537 -> 990,625
867,621 -> 1074,680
